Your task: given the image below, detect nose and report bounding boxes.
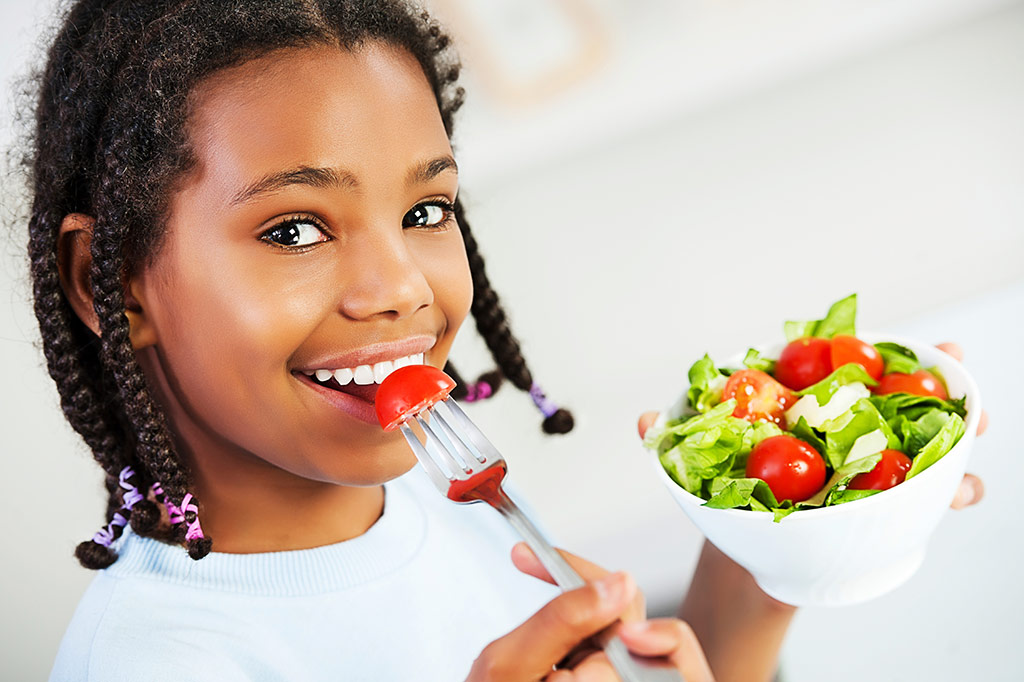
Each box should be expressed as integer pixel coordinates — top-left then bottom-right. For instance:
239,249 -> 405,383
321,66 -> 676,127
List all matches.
337,229 -> 433,320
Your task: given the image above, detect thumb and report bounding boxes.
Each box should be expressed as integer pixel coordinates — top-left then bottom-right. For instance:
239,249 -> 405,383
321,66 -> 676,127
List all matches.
638,411 -> 660,439
467,572 -> 636,681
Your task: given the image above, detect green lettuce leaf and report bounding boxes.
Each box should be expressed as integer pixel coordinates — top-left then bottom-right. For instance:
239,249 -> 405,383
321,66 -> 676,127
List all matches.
869,392 -> 967,423
823,399 -> 900,470
906,413 -> 966,479
660,421 -> 747,495
644,400 -> 737,452
796,363 -> 878,405
742,348 -> 776,374
789,416 -> 826,454
784,294 -> 858,341
686,354 -> 727,414
829,488 -> 883,505
874,342 -> 921,375
704,477 -> 780,510
898,409 -> 952,456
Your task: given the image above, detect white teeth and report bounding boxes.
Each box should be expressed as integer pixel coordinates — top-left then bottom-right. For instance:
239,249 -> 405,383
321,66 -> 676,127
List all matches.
373,361 -> 393,383
353,365 -> 374,385
307,352 -> 427,386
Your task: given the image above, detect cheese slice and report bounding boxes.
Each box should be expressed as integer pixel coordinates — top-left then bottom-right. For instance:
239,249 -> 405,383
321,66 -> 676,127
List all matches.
843,429 -> 889,467
784,382 -> 870,430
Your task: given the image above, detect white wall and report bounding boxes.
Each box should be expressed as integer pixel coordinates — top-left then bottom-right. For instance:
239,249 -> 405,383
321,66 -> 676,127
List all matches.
2,1 -> 1022,680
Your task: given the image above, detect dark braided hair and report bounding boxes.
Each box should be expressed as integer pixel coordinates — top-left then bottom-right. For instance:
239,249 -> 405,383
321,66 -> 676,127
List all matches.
16,0 -> 572,569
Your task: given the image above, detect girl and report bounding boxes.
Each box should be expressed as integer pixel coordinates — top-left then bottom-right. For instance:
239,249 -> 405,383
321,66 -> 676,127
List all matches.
16,1 -> 985,680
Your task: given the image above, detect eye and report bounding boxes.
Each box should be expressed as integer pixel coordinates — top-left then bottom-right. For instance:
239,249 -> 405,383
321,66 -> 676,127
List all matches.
403,200 -> 454,229
261,217 -> 329,249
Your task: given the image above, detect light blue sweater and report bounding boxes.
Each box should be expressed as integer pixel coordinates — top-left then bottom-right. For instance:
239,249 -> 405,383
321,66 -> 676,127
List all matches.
50,468 -> 559,681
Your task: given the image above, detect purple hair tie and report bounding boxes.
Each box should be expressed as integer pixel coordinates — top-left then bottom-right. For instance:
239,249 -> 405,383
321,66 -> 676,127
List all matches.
462,381 -> 493,403
529,382 -> 560,418
92,512 -> 128,547
118,466 -> 145,509
169,493 -> 206,541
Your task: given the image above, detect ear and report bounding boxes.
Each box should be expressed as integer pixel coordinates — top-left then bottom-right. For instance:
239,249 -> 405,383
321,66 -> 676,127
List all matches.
57,213 -> 158,349
124,276 -> 158,349
57,213 -> 101,336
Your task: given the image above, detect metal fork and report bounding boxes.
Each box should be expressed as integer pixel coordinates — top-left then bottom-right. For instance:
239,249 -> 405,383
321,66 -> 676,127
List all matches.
396,396 -> 686,682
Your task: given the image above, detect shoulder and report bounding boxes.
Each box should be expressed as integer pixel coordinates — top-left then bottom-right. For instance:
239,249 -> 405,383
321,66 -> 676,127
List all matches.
50,571 -> 251,682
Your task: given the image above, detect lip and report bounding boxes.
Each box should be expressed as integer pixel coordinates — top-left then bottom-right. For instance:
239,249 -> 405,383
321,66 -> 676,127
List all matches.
295,372 -> 381,425
294,335 -> 436,372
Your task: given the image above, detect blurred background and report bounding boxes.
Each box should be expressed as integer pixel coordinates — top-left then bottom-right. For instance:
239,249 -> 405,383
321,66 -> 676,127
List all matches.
2,0 -> 1022,680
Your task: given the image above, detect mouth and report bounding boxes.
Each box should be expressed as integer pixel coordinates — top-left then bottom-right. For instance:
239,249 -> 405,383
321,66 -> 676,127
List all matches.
294,350 -> 430,425
295,352 -> 427,405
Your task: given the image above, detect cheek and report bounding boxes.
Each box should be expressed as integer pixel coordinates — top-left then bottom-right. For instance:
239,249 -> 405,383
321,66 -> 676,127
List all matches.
430,234 -> 473,328
416,230 -> 473,364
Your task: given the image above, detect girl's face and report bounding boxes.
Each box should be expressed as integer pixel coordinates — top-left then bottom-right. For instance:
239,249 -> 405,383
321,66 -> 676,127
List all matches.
131,43 -> 471,489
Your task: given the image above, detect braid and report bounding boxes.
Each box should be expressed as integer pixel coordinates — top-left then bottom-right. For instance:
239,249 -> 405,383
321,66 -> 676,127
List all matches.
455,199 -> 574,434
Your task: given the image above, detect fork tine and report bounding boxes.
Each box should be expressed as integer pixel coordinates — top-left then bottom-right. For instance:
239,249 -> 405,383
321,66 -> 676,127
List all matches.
415,412 -> 473,475
440,398 -> 503,463
432,401 -> 488,465
398,423 -> 453,492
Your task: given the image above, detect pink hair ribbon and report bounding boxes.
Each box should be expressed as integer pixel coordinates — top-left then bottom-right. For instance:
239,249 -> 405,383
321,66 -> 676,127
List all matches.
169,493 -> 205,541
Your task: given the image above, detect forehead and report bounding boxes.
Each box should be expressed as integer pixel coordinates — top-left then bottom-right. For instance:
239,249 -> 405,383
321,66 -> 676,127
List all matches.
181,42 -> 450,195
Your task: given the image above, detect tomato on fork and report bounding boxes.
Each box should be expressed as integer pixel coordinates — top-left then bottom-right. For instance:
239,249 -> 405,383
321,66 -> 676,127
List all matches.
722,369 -> 796,428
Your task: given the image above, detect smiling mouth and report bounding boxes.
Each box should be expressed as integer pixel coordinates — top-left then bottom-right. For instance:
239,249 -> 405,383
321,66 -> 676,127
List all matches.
298,352 -> 426,403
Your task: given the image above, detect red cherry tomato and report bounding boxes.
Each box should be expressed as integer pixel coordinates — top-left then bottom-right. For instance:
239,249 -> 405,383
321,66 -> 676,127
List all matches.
722,369 -> 796,428
874,370 -> 948,400
848,449 -> 913,491
774,337 -> 833,390
745,435 -> 827,503
375,365 -> 456,431
830,335 -> 884,381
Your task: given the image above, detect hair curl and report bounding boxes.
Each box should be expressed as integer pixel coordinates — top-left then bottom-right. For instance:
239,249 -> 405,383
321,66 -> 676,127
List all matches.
11,0 -> 571,569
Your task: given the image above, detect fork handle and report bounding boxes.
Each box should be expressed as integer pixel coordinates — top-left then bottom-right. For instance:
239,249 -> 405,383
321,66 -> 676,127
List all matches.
490,490 -> 686,682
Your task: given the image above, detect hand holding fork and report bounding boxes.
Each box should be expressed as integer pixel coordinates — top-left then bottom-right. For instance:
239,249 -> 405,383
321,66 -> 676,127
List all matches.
376,366 -> 715,682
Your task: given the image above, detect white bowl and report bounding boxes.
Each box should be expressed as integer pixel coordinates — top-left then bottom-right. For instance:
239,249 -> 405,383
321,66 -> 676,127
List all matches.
651,333 -> 982,607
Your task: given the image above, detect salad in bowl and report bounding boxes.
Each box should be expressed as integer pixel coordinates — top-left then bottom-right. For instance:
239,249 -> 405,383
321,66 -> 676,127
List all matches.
645,295 -> 982,606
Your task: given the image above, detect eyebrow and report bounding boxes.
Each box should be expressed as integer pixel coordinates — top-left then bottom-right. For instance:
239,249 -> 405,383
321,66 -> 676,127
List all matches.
406,155 -> 458,186
230,156 -> 458,207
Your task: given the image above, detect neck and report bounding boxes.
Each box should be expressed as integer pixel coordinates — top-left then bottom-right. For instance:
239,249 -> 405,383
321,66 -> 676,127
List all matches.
188,448 -> 386,554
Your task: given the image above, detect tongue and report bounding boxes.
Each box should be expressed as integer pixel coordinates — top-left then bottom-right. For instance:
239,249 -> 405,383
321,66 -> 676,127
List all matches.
337,381 -> 380,403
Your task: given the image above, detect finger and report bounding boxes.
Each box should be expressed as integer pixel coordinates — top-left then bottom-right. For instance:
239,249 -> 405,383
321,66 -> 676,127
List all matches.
638,411 -> 659,439
545,669 -> 576,682
512,543 -> 646,620
568,651 -> 617,682
951,473 -> 985,509
977,410 -> 989,436
469,572 -> 636,681
618,619 -> 716,682
935,342 -> 963,362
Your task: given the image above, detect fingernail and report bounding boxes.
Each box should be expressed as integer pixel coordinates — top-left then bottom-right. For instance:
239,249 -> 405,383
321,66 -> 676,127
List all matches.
620,621 -> 651,636
953,483 -> 976,508
595,572 -> 629,604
